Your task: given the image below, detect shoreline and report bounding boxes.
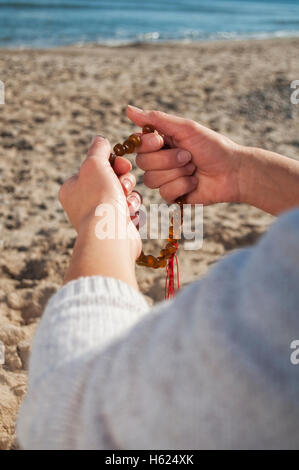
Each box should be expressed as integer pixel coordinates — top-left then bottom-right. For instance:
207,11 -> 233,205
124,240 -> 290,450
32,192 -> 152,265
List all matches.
1,34 -> 299,52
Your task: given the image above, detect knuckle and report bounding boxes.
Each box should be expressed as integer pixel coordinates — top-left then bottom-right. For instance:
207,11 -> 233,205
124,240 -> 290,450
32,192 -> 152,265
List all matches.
148,110 -> 157,120
184,119 -> 198,134
148,110 -> 162,123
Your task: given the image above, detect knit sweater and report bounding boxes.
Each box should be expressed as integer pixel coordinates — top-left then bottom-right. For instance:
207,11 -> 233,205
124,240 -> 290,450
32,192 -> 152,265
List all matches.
17,209 -> 299,449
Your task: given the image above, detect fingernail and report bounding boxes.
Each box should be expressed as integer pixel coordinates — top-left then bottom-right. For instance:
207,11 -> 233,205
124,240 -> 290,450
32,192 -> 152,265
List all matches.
91,135 -> 105,145
127,194 -> 140,211
122,178 -> 132,192
177,150 -> 192,164
186,163 -> 195,173
132,190 -> 143,204
127,105 -> 143,113
149,133 -> 163,146
132,215 -> 139,227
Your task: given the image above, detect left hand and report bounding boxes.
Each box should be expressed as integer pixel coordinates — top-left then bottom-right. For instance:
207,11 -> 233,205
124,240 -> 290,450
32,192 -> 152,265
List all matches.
59,135 -> 142,263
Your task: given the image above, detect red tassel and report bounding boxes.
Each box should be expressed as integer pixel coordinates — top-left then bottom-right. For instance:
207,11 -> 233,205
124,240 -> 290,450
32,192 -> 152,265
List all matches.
165,252 -> 180,299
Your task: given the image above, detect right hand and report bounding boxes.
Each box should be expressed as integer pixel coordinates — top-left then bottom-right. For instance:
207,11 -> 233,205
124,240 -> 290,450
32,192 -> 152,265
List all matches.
127,105 -> 243,205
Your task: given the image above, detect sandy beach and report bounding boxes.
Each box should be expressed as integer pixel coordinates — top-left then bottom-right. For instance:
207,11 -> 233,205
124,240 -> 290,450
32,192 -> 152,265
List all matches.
0,37 -> 299,449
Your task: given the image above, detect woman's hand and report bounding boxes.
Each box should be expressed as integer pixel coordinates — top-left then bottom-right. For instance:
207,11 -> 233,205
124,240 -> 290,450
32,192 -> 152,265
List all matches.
59,136 -> 142,288
127,105 -> 242,205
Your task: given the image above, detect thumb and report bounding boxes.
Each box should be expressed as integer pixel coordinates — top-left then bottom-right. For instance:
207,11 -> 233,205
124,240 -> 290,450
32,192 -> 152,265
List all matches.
85,135 -> 111,166
126,105 -> 196,142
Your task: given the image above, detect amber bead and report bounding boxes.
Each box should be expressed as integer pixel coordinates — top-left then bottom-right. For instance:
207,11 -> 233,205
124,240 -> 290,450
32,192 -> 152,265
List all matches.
123,139 -> 135,154
166,243 -> 177,254
137,251 -> 146,263
112,126 -> 187,270
157,257 -> 167,268
146,255 -> 156,267
136,252 -> 148,266
176,195 -> 187,208
128,134 -> 141,147
136,259 -> 148,267
113,143 -> 126,156
142,124 -> 155,134
109,153 -> 116,167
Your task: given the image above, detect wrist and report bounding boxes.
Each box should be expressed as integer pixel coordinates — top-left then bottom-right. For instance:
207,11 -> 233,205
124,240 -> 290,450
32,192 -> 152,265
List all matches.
236,145 -> 299,215
78,215 -> 137,270
236,145 -> 261,206
64,213 -> 139,290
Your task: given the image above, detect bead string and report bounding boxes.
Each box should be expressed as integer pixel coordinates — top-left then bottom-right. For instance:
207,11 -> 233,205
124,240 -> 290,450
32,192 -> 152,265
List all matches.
109,124 -> 185,272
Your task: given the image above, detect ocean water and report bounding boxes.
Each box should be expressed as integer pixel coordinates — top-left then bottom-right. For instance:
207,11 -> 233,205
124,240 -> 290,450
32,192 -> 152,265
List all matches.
0,0 -> 299,48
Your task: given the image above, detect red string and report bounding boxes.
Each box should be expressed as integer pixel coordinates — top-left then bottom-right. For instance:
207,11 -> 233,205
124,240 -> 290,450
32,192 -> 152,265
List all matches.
165,250 -> 180,299
174,253 -> 180,289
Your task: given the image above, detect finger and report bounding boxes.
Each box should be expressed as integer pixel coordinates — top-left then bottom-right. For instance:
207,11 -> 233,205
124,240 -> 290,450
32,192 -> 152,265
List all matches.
159,175 -> 198,204
131,212 -> 139,227
127,105 -> 197,142
127,191 -> 142,215
131,190 -> 143,204
119,172 -> 136,196
136,131 -> 164,153
85,135 -> 111,166
136,148 -> 192,171
113,156 -> 132,175
143,163 -> 195,189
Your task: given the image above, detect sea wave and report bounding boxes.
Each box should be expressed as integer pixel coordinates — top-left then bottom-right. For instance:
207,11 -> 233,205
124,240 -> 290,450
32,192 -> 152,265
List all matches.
4,30 -> 299,50
1,0 -> 299,49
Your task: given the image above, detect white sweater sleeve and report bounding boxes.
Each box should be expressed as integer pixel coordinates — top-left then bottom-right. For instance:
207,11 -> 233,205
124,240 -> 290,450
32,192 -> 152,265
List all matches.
17,210 -> 299,450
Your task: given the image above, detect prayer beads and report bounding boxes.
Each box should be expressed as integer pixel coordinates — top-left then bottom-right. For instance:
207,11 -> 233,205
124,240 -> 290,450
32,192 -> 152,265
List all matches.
109,124 -> 185,269
142,124 -> 155,134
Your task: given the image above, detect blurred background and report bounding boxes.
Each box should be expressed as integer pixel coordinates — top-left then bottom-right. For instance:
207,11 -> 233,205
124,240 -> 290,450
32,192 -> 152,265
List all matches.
0,0 -> 299,48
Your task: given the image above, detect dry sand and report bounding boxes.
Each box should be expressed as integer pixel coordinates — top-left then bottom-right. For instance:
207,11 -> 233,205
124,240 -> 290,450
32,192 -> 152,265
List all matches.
0,38 -> 299,449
